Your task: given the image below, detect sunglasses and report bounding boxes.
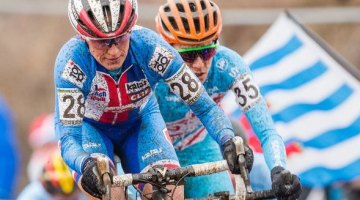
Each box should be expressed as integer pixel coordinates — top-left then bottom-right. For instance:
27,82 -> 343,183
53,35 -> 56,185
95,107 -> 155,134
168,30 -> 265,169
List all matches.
177,43 -> 218,63
86,31 -> 131,50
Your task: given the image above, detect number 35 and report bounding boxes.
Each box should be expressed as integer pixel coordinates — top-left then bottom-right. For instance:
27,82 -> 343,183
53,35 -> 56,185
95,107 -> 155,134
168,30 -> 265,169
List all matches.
233,75 -> 260,108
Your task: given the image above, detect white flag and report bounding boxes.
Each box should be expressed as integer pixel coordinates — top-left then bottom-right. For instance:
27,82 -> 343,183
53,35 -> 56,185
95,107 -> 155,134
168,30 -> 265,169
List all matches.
222,11 -> 360,187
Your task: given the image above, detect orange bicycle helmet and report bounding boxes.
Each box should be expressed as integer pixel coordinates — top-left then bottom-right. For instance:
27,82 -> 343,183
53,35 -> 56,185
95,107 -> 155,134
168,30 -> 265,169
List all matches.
156,0 -> 222,45
40,152 -> 76,196
68,0 -> 138,39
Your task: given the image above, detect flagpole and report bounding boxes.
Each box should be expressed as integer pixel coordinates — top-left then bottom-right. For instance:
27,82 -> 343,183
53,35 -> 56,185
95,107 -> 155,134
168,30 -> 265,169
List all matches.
284,10 -> 360,81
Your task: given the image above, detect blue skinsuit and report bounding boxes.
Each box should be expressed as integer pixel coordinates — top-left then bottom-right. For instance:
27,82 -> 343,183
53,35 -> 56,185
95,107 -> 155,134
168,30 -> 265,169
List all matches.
54,26 -> 235,182
155,45 -> 286,198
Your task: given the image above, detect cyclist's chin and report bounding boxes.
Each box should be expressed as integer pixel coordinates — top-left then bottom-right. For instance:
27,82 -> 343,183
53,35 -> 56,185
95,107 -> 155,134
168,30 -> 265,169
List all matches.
101,59 -> 123,70
197,73 -> 208,82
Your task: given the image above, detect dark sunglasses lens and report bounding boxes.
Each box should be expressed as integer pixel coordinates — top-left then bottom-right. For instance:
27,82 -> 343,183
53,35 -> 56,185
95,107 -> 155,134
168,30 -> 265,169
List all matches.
180,47 -> 216,63
93,33 -> 130,49
180,52 -> 197,63
93,39 -> 111,49
199,48 -> 216,61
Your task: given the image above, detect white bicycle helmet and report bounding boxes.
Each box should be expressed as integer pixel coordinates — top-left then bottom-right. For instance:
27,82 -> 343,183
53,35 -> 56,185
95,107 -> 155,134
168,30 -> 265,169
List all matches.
68,0 -> 138,39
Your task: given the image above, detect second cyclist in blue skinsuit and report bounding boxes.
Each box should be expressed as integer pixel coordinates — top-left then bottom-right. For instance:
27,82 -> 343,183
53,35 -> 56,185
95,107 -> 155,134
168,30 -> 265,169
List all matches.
154,0 -> 302,199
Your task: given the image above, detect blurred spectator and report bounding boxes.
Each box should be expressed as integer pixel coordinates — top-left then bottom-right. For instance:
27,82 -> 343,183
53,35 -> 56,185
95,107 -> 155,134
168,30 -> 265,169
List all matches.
27,113 -> 56,182
17,113 -> 84,200
0,96 -> 20,199
17,148 -> 82,200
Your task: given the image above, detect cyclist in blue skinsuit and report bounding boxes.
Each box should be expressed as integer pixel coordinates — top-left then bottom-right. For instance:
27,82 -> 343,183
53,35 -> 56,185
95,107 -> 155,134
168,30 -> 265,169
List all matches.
155,0 -> 302,199
55,0 -> 242,199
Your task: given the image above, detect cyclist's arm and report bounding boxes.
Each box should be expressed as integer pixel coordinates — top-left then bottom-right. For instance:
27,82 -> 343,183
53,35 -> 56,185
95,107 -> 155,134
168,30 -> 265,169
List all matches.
164,64 -> 235,145
54,39 -> 90,175
230,63 -> 286,170
136,28 -> 235,146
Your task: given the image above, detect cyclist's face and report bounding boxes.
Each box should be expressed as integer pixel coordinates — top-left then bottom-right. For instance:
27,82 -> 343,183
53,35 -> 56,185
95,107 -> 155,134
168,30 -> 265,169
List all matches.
87,33 -> 131,70
173,43 -> 215,83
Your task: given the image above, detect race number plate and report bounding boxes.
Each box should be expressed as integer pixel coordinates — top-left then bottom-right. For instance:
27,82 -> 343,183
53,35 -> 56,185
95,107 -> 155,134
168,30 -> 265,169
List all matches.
165,65 -> 203,105
231,74 -> 261,112
57,88 -> 85,125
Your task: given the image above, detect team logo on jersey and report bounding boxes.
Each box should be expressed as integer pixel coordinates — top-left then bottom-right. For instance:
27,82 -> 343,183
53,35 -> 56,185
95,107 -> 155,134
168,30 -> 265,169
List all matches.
61,60 -> 86,89
129,87 -> 151,102
229,67 -> 241,78
89,85 -> 107,102
149,45 -> 173,76
142,148 -> 163,161
215,58 -> 228,71
125,79 -> 149,94
165,95 -> 181,102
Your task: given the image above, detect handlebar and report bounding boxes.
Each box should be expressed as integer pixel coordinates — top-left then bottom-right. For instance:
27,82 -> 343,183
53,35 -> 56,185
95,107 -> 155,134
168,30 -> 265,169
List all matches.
112,160 -> 229,187
106,136 -> 276,200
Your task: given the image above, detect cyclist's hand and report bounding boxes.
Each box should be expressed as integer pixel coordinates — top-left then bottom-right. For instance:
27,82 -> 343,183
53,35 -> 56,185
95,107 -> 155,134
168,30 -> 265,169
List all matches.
271,166 -> 302,200
80,157 -> 106,198
222,139 -> 254,174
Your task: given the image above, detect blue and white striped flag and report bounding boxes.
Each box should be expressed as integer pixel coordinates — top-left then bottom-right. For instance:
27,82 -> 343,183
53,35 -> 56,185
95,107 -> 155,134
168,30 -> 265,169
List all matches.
222,11 -> 360,187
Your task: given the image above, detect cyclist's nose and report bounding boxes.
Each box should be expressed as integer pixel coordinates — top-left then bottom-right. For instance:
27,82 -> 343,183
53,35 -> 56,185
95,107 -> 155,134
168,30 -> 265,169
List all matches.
106,44 -> 121,55
190,56 -> 206,71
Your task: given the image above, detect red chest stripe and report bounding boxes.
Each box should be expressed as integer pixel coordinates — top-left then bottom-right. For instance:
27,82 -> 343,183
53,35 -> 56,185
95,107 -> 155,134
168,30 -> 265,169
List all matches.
99,75 -> 120,123
116,73 -> 130,122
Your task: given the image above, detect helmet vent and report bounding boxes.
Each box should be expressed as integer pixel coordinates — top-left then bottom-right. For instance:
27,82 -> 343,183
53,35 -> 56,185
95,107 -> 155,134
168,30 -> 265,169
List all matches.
118,4 -> 125,24
103,5 -> 112,31
123,8 -> 136,32
176,3 -> 185,12
86,11 -> 101,30
194,18 -> 200,33
200,0 -> 206,10
181,17 -> 190,33
188,3 -> 197,12
164,5 -> 171,12
204,14 -> 209,31
213,10 -> 218,25
161,20 -> 171,33
168,16 -> 179,31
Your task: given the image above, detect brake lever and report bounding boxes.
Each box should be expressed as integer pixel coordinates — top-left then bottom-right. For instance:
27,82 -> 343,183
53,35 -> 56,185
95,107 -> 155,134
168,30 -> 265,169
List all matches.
233,136 -> 253,193
97,156 -> 112,200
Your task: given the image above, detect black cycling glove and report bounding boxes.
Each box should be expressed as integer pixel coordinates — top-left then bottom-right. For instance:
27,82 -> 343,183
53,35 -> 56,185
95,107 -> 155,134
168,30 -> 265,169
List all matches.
271,166 -> 302,200
222,139 -> 254,174
80,157 -> 106,199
